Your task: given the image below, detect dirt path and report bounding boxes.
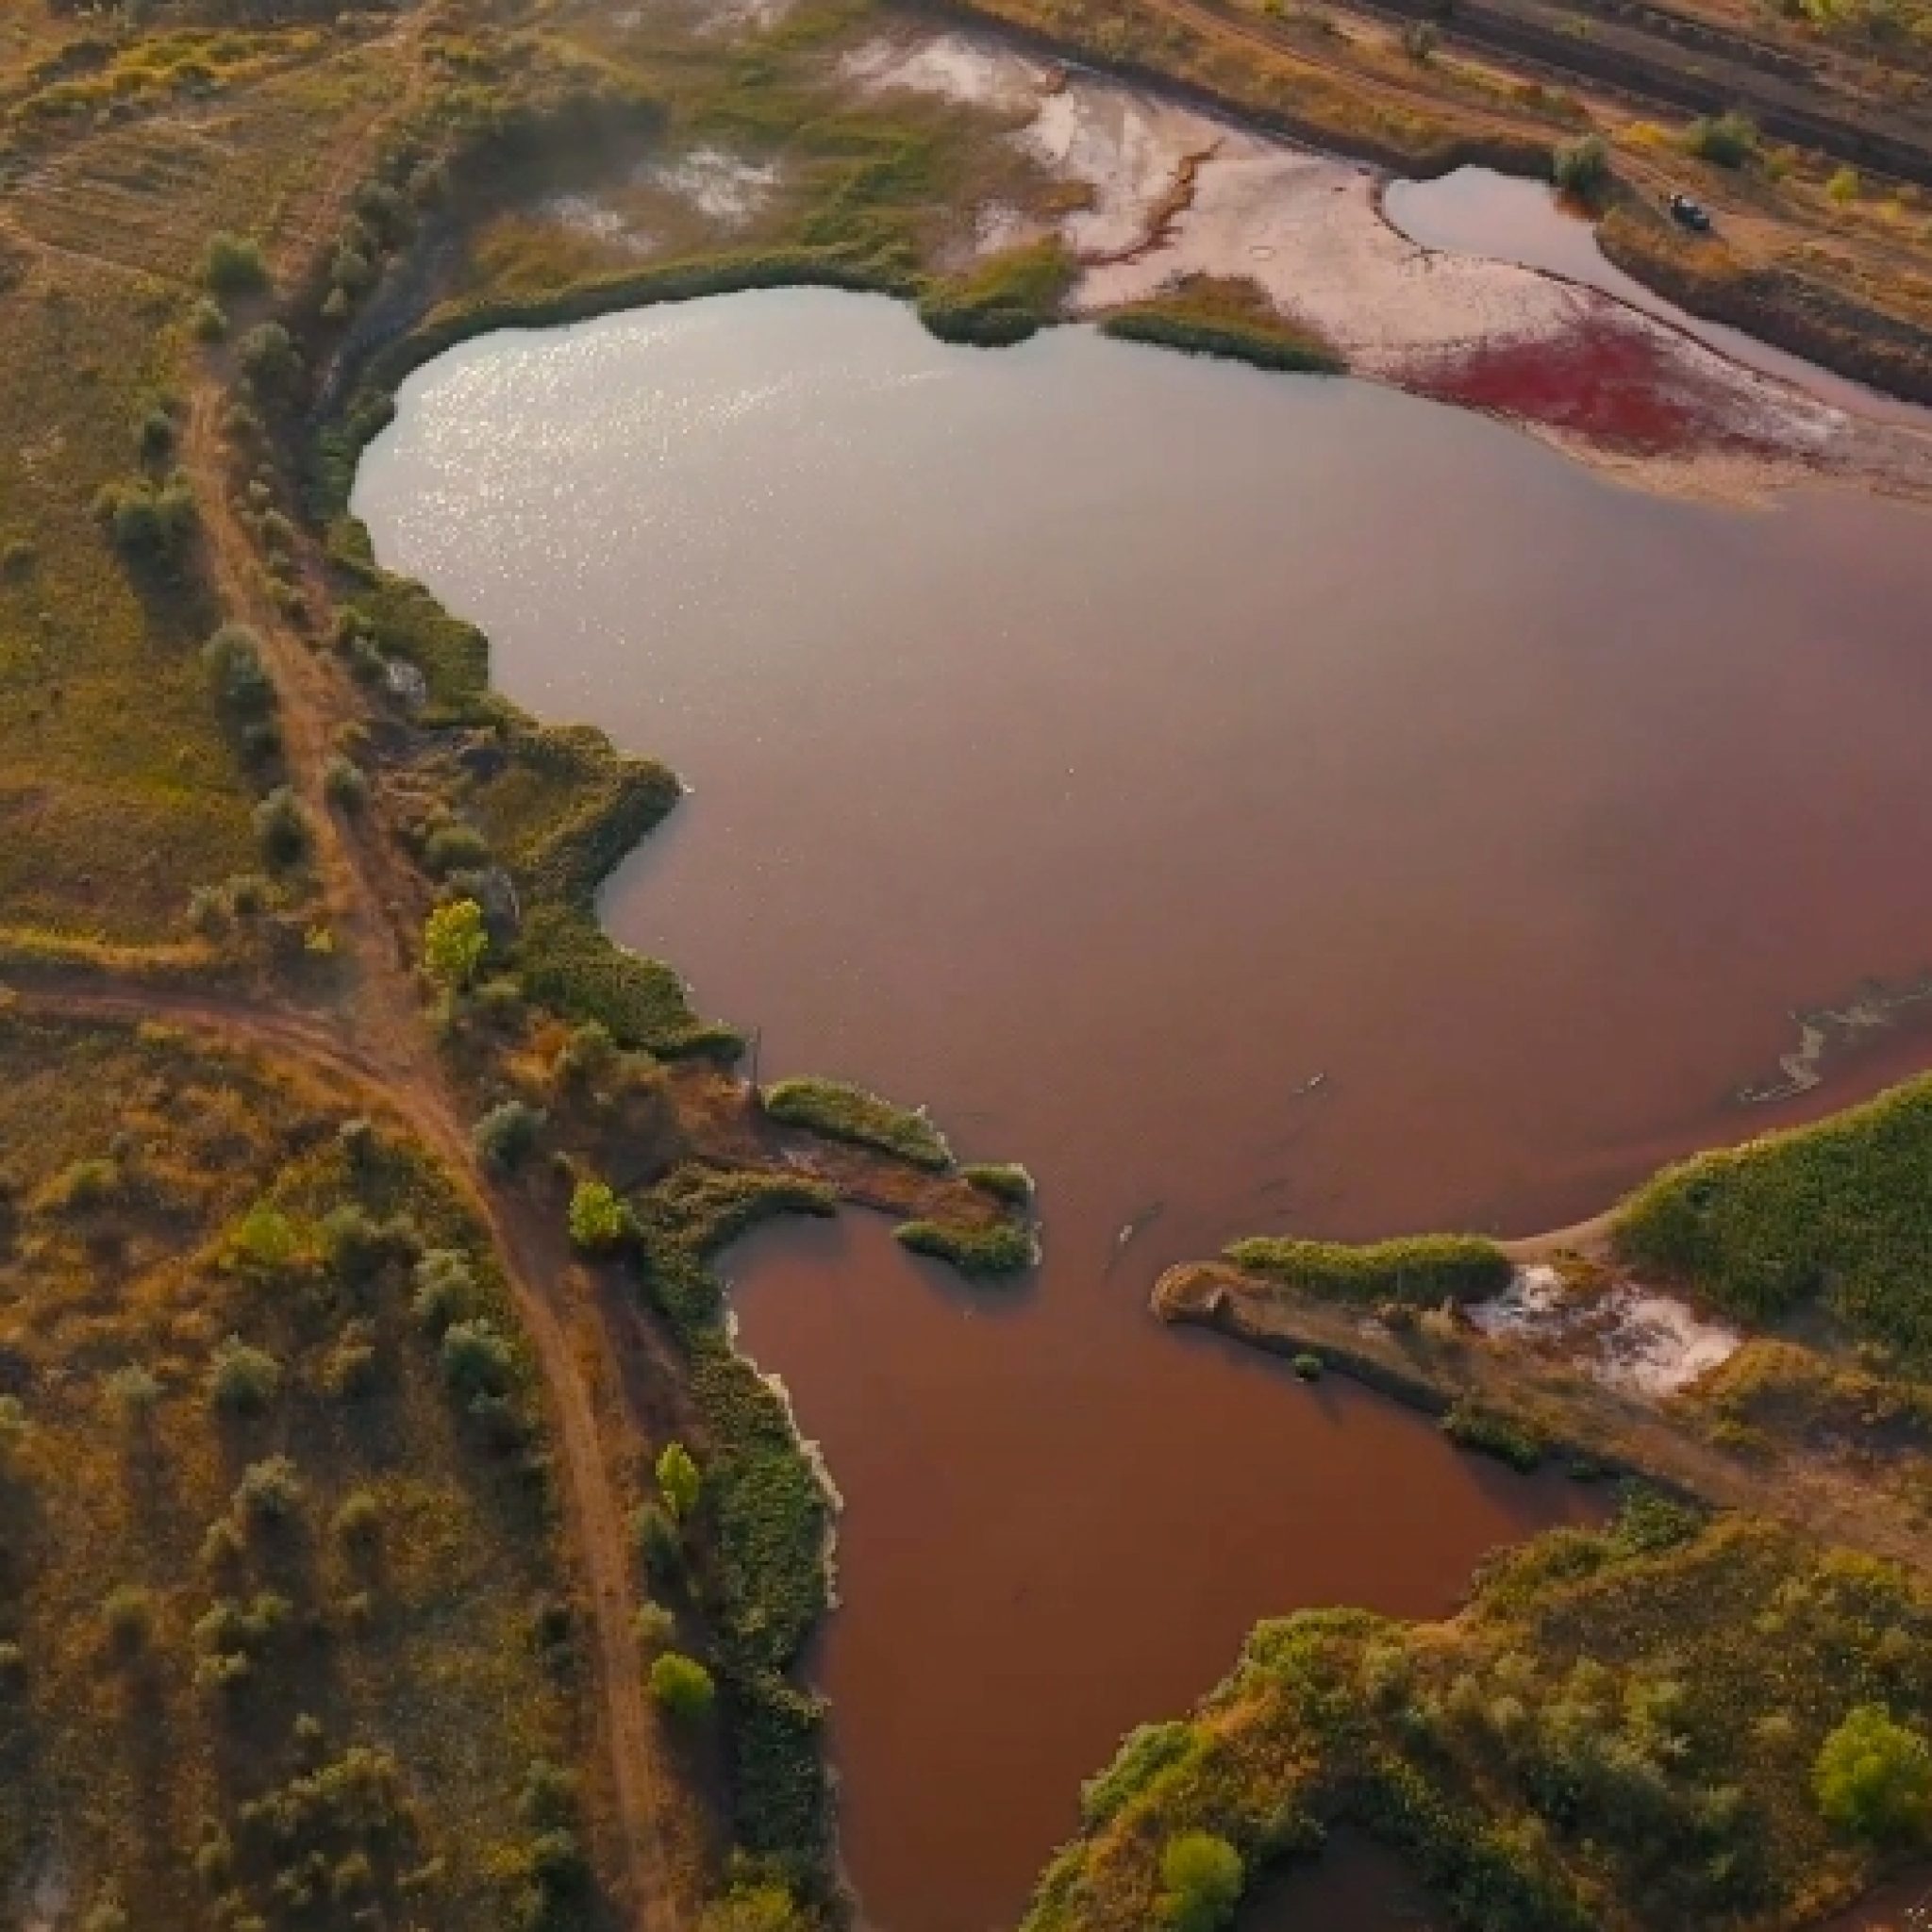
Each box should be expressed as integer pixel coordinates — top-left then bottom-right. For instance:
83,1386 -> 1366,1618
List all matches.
0,967 -> 678,1926
0,23 -> 686,1917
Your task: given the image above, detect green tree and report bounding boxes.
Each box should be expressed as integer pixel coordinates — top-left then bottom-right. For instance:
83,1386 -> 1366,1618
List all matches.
1816,1705 -> 1932,1840
649,1651 -> 715,1721
568,1179 -> 634,1254
208,1337 -> 281,1415
424,899 -> 489,990
656,1441 -> 701,1524
1160,1832 -> 1243,1931
700,1884 -> 810,1932
1554,134 -> 1611,201
202,231 -> 269,295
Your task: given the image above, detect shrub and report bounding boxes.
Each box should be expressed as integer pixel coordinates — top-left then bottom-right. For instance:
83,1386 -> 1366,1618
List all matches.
650,1650 -> 716,1720
568,1178 -> 636,1254
202,231 -> 269,294
635,1602 -> 677,1650
237,321 -> 300,391
324,754 -> 369,811
138,407 -> 175,463
635,1504 -> 686,1591
424,821 -> 491,874
700,1883 -> 810,1932
190,296 -> 228,342
208,1337 -> 281,1414
1816,1706 -> 1932,1840
520,1758 -> 579,1826
1441,1398 -> 1545,1470
554,1020 -> 617,1087
1226,1234 -> 1511,1305
105,1364 -> 161,1421
412,1248 -> 475,1332
1160,1832 -> 1243,1931
225,1202 -> 303,1274
763,1077 -> 952,1169
102,1585 -> 154,1652
473,1098 -> 546,1173
95,476 -> 197,560
1683,110 -> 1757,167
253,787 -> 310,868
657,1441 -> 701,1524
423,898 -> 488,990
334,1491 -> 380,1546
1553,134 -> 1611,200
1828,165 -> 1861,206
235,1454 -> 305,1523
441,1319 -> 515,1399
204,623 -> 275,717
1292,1352 -> 1324,1381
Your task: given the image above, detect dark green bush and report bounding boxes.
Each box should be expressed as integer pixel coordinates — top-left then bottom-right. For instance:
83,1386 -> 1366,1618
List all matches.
917,241 -> 1073,345
1441,1399 -> 1544,1471
893,1217 -> 1035,1274
762,1077 -> 951,1170
1227,1234 -> 1512,1305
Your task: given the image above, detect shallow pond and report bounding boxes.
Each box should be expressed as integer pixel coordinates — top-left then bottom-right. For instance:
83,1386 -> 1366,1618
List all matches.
1385,166 -> 1924,425
355,289 -> 1932,1930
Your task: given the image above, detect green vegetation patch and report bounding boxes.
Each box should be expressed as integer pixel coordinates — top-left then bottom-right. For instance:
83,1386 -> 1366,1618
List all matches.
916,239 -> 1074,346
1614,1071 -> 1932,1354
1227,1233 -> 1513,1305
893,1216 -> 1037,1275
633,1165 -> 842,1885
1025,1502 -> 1932,1931
1099,275 -> 1345,374
762,1076 -> 953,1170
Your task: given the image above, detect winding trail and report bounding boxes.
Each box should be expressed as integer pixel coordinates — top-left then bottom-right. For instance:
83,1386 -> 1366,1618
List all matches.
0,22 -> 683,1921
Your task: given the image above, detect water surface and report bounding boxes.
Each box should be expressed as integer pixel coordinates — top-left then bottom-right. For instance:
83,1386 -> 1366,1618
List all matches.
1387,166 -> 1925,425
354,290 -> 1932,1930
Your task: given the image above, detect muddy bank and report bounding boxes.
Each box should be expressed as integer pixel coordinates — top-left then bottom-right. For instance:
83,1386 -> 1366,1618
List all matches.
849,25 -> 1932,498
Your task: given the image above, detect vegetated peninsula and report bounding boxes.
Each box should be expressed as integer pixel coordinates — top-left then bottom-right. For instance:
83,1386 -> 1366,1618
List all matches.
2,0 -> 1932,1926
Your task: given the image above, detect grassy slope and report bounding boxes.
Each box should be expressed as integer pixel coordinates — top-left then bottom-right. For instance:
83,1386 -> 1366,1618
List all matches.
0,265 -> 254,941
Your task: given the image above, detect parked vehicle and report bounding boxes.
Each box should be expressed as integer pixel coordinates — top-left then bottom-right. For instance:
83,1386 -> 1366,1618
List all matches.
1669,192 -> 1713,232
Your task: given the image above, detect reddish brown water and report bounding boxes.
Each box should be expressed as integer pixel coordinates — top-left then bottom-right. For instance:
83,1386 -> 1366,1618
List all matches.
354,290 -> 1932,1930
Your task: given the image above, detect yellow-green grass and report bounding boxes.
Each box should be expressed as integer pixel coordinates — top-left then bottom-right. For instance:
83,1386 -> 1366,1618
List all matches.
1098,275 -> 1344,373
1227,1233 -> 1513,1305
0,1012 -> 601,1926
0,259 -> 255,941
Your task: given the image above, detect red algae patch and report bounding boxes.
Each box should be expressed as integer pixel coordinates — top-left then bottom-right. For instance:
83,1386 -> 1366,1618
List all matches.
844,24 -> 1932,500
1409,321 -> 1771,456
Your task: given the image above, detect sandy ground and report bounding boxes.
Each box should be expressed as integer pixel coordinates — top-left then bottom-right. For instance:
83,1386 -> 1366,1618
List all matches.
845,28 -> 1932,499
1471,1262 -> 1741,1396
